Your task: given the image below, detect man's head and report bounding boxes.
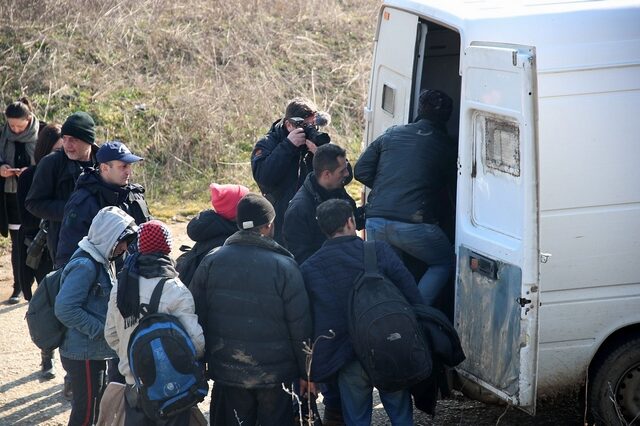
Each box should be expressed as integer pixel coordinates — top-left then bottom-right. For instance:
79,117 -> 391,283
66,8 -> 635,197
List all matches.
236,193 -> 276,237
61,112 -> 96,161
210,183 -> 250,221
316,199 -> 356,238
284,97 -> 317,133
313,144 -> 349,191
97,141 -> 143,186
418,89 -> 453,123
137,220 -> 173,255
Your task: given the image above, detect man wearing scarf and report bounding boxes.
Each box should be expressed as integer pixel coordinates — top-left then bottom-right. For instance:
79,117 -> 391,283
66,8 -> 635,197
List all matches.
104,220 -> 204,425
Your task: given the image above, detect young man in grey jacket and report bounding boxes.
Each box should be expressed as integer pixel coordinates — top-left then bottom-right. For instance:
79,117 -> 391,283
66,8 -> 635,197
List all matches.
55,206 -> 137,426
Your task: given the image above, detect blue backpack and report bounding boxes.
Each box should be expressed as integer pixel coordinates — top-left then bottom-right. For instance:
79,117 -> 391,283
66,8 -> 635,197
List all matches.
127,278 -> 208,421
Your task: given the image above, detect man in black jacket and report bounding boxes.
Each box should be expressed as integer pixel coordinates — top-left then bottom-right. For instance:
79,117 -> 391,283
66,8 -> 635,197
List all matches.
251,97 -> 329,243
354,89 -> 457,306
25,111 -> 97,263
283,143 -> 361,265
55,140 -> 150,267
190,193 -> 313,426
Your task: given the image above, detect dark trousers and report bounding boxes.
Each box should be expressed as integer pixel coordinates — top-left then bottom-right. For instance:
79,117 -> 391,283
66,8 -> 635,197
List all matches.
124,385 -> 190,426
61,357 -> 107,426
107,358 -> 126,384
17,227 -> 53,300
210,384 -> 293,426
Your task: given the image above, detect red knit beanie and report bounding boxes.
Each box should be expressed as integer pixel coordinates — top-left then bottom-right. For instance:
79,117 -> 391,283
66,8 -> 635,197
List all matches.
138,220 -> 172,255
209,183 -> 250,221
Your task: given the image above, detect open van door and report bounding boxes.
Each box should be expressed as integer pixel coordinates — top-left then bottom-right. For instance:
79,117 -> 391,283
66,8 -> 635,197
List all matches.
455,43 -> 540,412
364,8 -> 418,143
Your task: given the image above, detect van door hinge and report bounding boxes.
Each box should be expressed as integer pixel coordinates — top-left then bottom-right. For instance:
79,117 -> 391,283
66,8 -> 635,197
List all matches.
363,106 -> 373,123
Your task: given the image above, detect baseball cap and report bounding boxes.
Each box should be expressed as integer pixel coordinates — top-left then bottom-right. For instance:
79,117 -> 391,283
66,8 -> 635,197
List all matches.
96,140 -> 143,164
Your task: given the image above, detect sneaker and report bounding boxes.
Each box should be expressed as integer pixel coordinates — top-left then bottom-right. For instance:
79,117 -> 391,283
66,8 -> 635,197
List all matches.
63,376 -> 73,400
8,290 -> 21,305
40,354 -> 56,380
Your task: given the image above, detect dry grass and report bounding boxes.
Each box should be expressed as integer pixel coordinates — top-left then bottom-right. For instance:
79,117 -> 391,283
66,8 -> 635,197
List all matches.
0,0 -> 379,203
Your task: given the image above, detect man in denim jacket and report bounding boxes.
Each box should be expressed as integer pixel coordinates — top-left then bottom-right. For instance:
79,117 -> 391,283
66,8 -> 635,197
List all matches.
55,206 -> 137,426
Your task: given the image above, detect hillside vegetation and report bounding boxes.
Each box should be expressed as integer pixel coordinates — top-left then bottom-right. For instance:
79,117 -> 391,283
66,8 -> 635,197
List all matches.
0,0 -> 379,213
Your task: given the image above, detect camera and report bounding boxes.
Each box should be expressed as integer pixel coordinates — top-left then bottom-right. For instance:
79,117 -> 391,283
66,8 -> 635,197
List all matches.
289,116 -> 331,146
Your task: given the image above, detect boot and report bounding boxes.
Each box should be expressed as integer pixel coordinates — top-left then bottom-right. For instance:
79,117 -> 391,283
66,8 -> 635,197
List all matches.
8,288 -> 21,304
40,351 -> 55,380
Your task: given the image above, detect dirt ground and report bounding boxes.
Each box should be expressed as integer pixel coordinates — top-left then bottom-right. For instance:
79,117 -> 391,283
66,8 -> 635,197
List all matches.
0,221 -> 583,425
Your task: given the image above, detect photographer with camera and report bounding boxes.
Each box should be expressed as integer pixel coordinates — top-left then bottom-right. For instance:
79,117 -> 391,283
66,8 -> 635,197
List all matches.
251,97 -> 332,243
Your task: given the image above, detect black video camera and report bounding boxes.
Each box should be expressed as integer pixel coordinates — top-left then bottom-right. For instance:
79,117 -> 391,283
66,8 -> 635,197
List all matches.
289,116 -> 331,147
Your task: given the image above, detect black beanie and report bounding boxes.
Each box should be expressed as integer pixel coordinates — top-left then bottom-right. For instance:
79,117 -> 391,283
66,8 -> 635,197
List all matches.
61,112 -> 96,145
418,89 -> 453,123
236,193 -> 276,230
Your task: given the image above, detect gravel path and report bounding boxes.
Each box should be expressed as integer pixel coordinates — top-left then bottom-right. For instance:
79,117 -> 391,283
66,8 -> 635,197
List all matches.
0,222 -> 582,425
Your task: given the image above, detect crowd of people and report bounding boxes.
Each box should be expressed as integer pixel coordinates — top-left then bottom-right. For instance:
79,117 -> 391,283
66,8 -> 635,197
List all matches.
1,89 -> 460,426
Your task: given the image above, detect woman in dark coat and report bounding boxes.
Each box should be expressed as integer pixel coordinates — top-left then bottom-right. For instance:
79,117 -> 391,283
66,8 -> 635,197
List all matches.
0,98 -> 38,304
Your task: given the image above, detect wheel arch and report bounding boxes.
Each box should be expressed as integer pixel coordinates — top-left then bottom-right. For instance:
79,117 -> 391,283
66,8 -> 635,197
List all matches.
588,323 -> 640,376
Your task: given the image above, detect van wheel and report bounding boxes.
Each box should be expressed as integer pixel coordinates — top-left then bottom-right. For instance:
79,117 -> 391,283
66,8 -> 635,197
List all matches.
589,337 -> 640,425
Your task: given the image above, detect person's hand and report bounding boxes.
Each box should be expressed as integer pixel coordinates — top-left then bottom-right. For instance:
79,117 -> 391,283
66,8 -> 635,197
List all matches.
299,379 -> 317,397
287,128 -> 307,147
0,165 -> 15,178
14,167 -> 27,177
305,140 -> 318,154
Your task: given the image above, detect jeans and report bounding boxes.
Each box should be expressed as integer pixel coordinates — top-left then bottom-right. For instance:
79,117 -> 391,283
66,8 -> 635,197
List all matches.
366,217 -> 454,306
337,360 -> 413,426
61,357 -> 107,426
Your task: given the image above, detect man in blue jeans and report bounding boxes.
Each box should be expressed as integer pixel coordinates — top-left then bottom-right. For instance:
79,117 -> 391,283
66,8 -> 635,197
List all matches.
301,199 -> 422,425
354,89 -> 457,306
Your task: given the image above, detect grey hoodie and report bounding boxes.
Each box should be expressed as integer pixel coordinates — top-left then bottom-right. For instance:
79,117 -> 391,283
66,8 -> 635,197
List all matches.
56,206 -> 136,360
79,206 -> 136,267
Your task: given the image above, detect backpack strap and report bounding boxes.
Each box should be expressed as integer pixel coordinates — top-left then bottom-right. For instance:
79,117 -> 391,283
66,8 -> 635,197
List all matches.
363,241 -> 378,274
147,278 -> 170,315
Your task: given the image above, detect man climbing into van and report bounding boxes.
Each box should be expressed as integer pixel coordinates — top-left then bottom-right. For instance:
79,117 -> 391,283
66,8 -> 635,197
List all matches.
354,89 -> 456,306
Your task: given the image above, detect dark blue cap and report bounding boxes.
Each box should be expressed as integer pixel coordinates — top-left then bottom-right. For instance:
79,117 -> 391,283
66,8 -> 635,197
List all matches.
96,141 -> 143,164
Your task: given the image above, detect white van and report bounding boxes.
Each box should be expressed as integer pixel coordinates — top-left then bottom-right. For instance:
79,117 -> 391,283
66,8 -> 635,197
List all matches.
360,0 -> 640,423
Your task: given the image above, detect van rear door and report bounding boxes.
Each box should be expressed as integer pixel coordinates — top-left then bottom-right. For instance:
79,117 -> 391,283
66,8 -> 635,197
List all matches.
455,43 -> 540,412
364,8 -> 418,143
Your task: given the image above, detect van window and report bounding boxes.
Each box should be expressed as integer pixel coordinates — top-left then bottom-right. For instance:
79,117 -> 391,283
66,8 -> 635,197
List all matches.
382,84 -> 395,115
478,115 -> 520,176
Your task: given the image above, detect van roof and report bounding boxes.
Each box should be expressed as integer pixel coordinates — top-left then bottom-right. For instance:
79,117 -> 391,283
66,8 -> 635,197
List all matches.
382,0 -> 640,70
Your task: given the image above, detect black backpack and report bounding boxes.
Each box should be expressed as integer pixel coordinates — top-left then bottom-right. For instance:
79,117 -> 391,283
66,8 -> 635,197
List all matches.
127,278 -> 208,422
175,243 -> 219,288
26,251 -> 98,351
348,241 -> 432,392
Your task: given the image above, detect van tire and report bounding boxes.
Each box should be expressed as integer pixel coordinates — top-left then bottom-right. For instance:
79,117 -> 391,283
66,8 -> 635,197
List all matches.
588,336 -> 640,425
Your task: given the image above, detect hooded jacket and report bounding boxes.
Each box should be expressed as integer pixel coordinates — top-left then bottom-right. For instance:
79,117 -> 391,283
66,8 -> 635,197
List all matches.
176,210 -> 238,287
189,230 -> 312,388
104,275 -> 205,385
55,207 -> 135,360
56,168 -> 150,266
